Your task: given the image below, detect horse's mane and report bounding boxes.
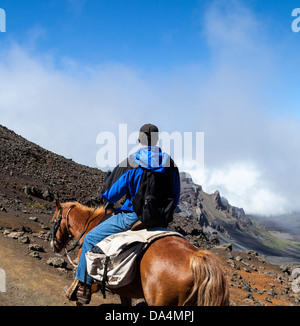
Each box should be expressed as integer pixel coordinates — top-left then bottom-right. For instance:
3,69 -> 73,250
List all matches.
62,201 -> 105,215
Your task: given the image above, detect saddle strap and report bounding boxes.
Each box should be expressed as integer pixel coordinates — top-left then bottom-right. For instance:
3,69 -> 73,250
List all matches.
101,256 -> 110,299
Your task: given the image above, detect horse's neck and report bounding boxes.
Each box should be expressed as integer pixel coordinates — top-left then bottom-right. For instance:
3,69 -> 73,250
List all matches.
70,206 -> 105,240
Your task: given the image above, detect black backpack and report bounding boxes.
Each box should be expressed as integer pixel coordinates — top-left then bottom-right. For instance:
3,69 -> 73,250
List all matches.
133,168 -> 175,227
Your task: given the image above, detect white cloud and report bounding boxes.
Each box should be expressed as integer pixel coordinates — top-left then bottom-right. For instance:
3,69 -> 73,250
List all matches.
192,0 -> 300,215
204,162 -> 259,196
1,1 -> 300,216
202,162 -> 290,216
0,44 -> 152,166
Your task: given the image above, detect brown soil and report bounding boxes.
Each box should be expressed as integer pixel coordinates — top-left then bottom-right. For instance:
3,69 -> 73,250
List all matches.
0,210 -> 120,306
211,247 -> 299,306
0,208 -> 299,306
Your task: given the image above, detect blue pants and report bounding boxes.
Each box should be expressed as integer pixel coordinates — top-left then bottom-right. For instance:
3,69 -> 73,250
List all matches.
75,211 -> 139,285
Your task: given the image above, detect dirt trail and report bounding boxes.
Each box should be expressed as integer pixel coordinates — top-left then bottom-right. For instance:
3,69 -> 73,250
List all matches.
0,235 -> 119,306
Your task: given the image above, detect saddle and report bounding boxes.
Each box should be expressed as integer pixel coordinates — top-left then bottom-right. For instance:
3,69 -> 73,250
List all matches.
130,220 -> 148,231
130,220 -> 169,231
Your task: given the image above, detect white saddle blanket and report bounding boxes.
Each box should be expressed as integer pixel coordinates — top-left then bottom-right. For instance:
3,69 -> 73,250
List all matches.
85,228 -> 182,288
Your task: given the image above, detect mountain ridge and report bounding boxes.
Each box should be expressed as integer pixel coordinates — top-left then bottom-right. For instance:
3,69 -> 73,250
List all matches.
1,124 -> 299,264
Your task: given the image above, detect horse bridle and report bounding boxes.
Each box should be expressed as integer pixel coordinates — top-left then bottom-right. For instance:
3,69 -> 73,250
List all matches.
48,204 -> 76,247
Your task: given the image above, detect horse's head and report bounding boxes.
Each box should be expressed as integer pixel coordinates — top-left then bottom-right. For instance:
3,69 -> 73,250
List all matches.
49,198 -> 113,254
49,198 -> 74,253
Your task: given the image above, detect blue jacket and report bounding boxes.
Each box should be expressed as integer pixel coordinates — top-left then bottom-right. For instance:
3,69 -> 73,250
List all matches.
101,146 -> 180,213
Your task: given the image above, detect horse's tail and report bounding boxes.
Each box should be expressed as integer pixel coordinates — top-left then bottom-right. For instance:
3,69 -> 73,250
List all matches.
183,250 -> 230,306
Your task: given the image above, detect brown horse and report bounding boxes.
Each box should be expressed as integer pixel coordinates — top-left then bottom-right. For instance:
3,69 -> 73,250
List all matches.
50,200 -> 229,306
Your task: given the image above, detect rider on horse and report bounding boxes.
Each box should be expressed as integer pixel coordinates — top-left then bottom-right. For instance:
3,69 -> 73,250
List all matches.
65,123 -> 180,304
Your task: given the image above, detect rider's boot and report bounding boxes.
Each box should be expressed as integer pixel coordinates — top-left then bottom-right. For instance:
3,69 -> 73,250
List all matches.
64,279 -> 91,305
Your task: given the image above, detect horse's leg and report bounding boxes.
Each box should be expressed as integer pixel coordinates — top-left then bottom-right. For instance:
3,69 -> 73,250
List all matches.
120,296 -> 132,306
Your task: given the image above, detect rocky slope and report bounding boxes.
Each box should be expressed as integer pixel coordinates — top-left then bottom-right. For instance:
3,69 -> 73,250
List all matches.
178,172 -> 300,264
0,125 -> 106,206
0,124 -> 299,306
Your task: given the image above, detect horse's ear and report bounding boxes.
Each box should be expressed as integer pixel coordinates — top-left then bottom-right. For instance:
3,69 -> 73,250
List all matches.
55,198 -> 61,210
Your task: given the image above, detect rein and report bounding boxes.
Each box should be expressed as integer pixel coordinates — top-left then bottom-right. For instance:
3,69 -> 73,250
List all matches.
65,205 -> 100,255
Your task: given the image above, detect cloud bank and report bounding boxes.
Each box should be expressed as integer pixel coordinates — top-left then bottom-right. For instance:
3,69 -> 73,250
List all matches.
1,1 -> 300,216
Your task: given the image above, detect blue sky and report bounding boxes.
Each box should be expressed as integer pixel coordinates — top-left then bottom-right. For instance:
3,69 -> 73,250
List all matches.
2,0 -> 209,68
1,0 -> 298,70
1,0 -> 300,215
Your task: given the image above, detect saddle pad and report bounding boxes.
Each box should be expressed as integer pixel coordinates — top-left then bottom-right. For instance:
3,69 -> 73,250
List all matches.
85,228 -> 183,288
